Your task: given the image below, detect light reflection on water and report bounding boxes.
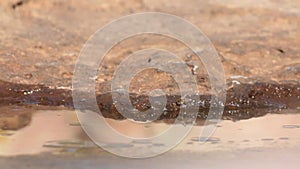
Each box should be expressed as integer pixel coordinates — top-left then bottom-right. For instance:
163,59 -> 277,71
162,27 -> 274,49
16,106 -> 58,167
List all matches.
0,106 -> 299,156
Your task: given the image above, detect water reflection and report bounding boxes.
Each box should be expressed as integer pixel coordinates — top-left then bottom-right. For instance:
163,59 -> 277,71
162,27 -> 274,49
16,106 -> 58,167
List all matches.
0,106 -> 299,156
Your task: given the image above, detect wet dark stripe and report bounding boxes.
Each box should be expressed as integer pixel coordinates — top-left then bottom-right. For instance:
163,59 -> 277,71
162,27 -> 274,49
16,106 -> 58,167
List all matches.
0,80 -> 299,121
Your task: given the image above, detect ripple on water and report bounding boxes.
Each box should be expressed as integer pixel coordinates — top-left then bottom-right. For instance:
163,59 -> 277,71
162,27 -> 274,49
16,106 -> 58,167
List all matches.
43,140 -> 96,148
261,138 -> 274,141
282,125 -> 300,129
152,143 -> 165,147
102,143 -> 134,148
131,140 -> 152,145
191,137 -> 220,143
278,137 -> 289,140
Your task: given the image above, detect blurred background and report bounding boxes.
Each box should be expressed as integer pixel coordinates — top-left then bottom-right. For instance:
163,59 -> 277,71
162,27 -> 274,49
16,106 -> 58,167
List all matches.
0,0 -> 299,168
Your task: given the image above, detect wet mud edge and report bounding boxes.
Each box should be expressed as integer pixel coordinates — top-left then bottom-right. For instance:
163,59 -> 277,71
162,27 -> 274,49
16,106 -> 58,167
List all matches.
0,80 -> 299,126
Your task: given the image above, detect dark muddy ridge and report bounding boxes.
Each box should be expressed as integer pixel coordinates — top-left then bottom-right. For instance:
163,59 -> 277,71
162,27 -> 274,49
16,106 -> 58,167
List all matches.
0,80 -> 299,123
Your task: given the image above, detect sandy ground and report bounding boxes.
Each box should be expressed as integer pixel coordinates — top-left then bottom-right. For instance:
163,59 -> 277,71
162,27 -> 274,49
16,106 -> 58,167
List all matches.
0,0 -> 299,88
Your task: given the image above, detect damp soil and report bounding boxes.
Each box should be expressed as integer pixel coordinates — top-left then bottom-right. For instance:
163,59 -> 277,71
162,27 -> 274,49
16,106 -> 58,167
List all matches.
0,78 -> 299,130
